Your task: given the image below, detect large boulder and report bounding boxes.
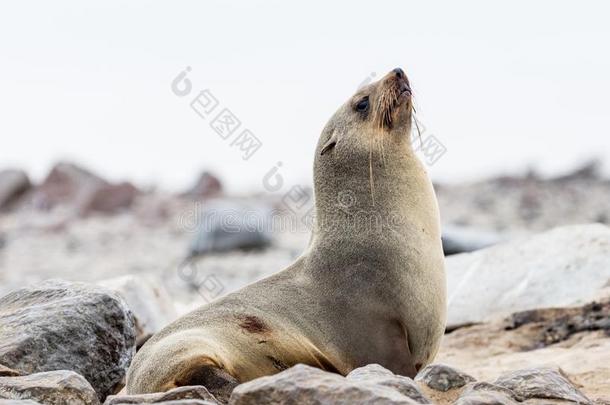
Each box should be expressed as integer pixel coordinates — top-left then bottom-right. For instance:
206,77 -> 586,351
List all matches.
104,385 -> 220,404
0,169 -> 31,211
187,200 -> 273,257
98,275 -> 178,347
446,224 -> 610,328
0,280 -> 136,401
0,370 -> 100,405
229,363 -> 426,404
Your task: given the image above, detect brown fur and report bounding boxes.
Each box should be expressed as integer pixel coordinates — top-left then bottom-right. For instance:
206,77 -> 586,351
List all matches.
126,68 -> 446,398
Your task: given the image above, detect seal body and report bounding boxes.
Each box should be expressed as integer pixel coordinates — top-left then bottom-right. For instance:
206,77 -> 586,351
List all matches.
126,68 -> 446,399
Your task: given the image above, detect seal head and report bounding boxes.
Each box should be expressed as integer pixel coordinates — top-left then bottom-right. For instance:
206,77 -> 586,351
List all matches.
320,67 -> 413,160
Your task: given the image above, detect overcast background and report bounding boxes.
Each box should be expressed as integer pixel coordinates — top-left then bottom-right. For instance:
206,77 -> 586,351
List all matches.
1,1 -> 609,193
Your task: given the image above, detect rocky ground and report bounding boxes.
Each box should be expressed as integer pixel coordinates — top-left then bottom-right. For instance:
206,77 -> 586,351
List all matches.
1,160 -> 610,404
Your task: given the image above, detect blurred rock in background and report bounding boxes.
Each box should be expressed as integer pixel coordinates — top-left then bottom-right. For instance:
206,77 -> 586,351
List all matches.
26,162 -> 139,216
182,171 -> 223,200
0,169 -> 31,212
187,199 -> 274,259
436,160 -> 610,234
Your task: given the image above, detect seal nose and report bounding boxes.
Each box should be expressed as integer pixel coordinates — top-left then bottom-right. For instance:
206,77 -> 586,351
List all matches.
393,67 -> 405,79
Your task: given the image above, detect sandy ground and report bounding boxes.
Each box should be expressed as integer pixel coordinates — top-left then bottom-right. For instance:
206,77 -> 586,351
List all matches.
437,307 -> 610,402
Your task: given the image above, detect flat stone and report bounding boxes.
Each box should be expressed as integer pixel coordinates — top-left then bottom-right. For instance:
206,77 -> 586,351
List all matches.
104,385 -> 220,404
111,401 -> 217,405
0,370 -> 100,405
454,382 -> 519,405
494,368 -> 591,404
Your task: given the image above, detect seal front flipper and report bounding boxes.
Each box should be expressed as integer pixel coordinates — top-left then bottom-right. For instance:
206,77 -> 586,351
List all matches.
320,129 -> 338,155
171,358 -> 238,404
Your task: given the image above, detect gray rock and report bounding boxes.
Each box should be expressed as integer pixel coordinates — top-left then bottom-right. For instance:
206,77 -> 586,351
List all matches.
0,169 -> 31,211
110,399 -> 218,405
347,364 -> 430,403
229,364 -> 420,405
454,382 -> 518,405
111,401 -> 217,405
98,275 -> 178,348
0,370 -> 100,405
104,385 -> 219,404
188,201 -> 272,257
414,363 -> 476,392
552,159 -> 602,182
494,368 -> 591,404
0,400 -> 43,405
446,224 -> 610,328
0,280 -> 136,401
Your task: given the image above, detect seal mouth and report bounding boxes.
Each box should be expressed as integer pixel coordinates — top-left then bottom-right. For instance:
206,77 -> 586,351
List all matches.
375,69 -> 412,130
399,82 -> 412,97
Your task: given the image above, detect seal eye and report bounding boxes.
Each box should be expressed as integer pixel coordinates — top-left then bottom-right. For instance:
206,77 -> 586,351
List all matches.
355,97 -> 369,113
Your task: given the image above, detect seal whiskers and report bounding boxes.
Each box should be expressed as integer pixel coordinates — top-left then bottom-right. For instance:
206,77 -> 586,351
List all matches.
412,105 -> 423,149
369,134 -> 376,205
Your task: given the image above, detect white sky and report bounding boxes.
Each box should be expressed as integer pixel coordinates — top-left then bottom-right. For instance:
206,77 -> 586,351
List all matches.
1,1 -> 609,193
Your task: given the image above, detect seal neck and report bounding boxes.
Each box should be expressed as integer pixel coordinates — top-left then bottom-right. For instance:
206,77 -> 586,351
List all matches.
310,148 -> 440,254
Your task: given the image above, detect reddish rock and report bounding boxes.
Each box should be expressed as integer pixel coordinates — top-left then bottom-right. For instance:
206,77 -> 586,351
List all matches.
32,162 -> 138,215
33,162 -> 105,210
0,169 -> 31,211
184,172 -> 223,199
81,182 -> 138,215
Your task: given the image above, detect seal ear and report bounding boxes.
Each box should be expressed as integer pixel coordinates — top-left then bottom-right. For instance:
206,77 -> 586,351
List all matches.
320,131 -> 338,155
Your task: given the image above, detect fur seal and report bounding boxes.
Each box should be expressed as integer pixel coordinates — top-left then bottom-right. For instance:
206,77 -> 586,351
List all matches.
126,68 -> 446,400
